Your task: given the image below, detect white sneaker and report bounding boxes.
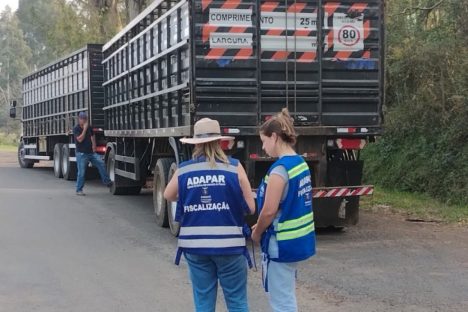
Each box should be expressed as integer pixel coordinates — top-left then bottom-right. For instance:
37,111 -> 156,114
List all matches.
76,191 -> 86,196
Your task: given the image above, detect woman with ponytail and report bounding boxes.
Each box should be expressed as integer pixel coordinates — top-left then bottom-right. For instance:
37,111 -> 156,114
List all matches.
252,108 -> 316,312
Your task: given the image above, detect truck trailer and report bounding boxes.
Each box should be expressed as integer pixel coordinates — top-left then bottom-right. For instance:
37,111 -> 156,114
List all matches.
13,44 -> 105,180
12,0 -> 384,235
101,0 -> 384,235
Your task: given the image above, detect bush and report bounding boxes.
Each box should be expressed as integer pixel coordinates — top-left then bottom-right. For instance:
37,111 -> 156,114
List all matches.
363,0 -> 468,205
0,132 -> 19,146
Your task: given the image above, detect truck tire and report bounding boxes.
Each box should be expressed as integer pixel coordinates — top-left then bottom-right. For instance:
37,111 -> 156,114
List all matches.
153,158 -> 173,228
18,142 -> 34,168
167,162 -> 180,236
53,143 -> 63,178
62,144 -> 77,181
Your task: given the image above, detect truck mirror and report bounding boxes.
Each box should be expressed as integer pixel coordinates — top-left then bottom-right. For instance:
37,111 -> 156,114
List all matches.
10,100 -> 17,107
9,107 -> 16,118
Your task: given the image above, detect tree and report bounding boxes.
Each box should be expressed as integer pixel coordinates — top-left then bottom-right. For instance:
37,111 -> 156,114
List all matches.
126,0 -> 148,22
0,6 -> 32,133
16,0 -> 60,68
363,0 -> 468,204
47,0 -> 100,57
81,0 -> 123,40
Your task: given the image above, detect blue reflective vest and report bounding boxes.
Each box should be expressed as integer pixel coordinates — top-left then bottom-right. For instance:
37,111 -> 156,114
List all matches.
256,155 -> 316,263
175,157 -> 251,265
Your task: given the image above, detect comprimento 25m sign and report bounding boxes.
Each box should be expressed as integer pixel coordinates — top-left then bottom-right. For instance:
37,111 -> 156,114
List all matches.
204,5 -> 365,57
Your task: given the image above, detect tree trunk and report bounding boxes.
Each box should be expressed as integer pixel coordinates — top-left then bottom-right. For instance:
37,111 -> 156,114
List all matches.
91,0 -> 122,38
126,0 -> 147,22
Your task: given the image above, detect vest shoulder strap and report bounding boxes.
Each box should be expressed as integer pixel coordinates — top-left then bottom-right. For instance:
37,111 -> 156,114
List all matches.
266,155 -> 308,181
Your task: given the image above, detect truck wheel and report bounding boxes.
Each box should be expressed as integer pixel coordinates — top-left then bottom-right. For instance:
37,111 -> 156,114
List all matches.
18,142 -> 34,168
53,143 -> 63,178
62,144 -> 77,181
153,158 -> 173,228
167,162 -> 180,236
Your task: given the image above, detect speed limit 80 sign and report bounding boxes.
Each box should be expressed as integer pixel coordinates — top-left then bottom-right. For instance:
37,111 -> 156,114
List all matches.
333,14 -> 364,51
338,25 -> 360,46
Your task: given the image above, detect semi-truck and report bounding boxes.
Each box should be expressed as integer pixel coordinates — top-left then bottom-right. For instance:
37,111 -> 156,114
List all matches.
11,0 -> 384,235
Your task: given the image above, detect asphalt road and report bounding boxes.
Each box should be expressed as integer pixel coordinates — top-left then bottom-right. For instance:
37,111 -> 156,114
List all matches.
1,150 -> 467,312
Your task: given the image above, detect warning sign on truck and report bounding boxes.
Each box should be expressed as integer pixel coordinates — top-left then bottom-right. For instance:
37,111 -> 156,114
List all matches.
260,12 -> 318,30
210,32 -> 253,49
333,13 -> 364,51
209,9 -> 253,27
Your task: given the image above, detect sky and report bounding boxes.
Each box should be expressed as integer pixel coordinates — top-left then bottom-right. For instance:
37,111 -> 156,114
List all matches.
0,0 -> 19,11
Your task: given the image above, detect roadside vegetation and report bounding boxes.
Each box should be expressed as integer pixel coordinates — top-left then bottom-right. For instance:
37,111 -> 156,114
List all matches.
0,144 -> 16,152
0,132 -> 17,151
361,187 -> 468,224
362,0 -> 468,213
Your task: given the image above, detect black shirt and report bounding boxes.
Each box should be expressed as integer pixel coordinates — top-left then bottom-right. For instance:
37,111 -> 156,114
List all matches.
73,125 -> 94,154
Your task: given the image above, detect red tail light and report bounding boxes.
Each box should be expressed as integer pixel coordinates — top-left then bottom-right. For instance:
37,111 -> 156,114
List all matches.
96,146 -> 107,154
220,140 -> 234,150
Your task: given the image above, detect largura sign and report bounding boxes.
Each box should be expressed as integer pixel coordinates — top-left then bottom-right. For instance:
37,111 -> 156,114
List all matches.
210,33 -> 253,49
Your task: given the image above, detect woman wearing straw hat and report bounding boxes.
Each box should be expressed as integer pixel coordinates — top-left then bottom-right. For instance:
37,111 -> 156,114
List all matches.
164,118 -> 255,312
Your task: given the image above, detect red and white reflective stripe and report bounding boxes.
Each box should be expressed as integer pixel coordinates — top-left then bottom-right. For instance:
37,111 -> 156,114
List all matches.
337,127 -> 357,133
313,186 -> 374,198
223,128 -> 240,134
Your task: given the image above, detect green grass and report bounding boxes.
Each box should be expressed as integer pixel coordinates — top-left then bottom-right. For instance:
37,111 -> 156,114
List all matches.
0,144 -> 16,152
361,186 -> 468,224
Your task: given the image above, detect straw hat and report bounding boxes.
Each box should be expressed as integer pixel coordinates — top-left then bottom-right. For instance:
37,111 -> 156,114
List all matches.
180,118 -> 234,144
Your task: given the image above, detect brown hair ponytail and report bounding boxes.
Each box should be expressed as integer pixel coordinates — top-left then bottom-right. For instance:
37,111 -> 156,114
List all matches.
260,108 -> 297,145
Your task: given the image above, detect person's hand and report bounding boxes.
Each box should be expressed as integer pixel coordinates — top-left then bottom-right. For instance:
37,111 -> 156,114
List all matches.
92,144 -> 96,153
251,224 -> 261,245
83,122 -> 89,130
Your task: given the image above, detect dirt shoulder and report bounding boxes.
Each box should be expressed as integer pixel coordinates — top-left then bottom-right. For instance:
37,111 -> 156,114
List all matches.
0,149 -> 17,167
297,211 -> 468,311
362,186 -> 468,224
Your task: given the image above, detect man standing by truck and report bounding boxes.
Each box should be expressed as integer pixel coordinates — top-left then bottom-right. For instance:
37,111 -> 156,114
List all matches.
74,112 -> 112,195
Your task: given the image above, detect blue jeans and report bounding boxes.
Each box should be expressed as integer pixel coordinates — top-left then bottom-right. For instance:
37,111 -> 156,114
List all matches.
76,152 -> 111,192
184,253 -> 249,312
266,261 -> 298,312
263,231 -> 298,312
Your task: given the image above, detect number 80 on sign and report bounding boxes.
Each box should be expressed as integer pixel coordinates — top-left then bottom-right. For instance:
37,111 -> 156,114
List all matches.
338,25 -> 361,46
